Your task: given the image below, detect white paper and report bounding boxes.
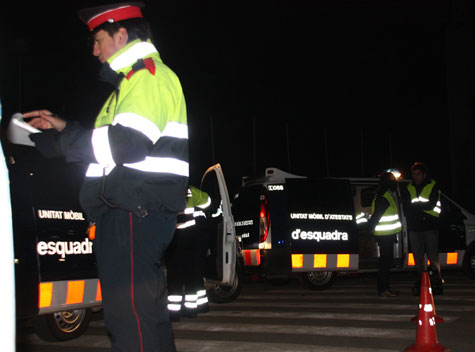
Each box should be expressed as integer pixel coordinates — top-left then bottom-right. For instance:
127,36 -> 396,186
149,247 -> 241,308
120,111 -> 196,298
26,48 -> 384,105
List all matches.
7,113 -> 41,147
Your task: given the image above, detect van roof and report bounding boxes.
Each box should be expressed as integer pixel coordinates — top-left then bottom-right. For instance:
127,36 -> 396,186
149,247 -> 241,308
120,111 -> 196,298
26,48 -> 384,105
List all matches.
241,167 -> 306,186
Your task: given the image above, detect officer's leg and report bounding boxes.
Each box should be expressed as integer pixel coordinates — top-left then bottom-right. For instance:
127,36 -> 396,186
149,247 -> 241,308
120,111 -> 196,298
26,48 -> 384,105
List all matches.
165,231 -> 185,321
182,228 -> 199,318
94,209 -> 145,352
131,211 -> 177,351
424,230 -> 444,293
409,230 -> 426,292
377,236 -> 393,294
197,227 -> 211,313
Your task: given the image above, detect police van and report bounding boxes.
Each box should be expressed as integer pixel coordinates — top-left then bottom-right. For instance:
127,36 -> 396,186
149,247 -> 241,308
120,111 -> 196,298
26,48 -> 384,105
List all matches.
8,143 -> 99,341
7,138 -> 236,341
232,167 -> 475,290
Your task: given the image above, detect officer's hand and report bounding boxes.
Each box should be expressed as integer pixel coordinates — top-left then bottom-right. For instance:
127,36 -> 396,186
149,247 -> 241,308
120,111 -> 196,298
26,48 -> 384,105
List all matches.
23,110 -> 66,132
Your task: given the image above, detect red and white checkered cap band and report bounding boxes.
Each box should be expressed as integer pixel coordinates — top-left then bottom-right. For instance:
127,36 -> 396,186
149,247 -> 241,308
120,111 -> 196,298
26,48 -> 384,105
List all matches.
87,5 -> 143,31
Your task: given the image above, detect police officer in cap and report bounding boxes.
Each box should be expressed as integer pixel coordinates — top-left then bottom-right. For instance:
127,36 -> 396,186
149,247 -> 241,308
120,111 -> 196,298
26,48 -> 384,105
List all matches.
24,2 -> 188,351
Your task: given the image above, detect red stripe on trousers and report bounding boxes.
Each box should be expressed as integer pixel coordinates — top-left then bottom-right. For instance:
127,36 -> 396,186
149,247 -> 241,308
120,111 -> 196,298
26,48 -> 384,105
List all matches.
129,212 -> 144,352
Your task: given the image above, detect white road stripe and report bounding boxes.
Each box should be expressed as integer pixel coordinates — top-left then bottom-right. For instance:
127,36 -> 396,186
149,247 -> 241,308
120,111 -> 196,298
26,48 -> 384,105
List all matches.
173,321 -> 415,339
238,293 -> 475,301
202,310 -> 458,322
218,301 -> 475,312
174,339 -> 400,352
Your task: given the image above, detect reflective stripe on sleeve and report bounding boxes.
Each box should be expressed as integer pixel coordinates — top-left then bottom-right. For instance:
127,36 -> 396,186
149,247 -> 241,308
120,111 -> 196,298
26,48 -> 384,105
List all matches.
197,196 -> 211,210
113,113 -> 161,143
411,198 -> 441,213
193,210 -> 206,218
124,157 -> 189,177
91,126 -> 115,166
85,163 -> 115,177
162,121 -> 188,139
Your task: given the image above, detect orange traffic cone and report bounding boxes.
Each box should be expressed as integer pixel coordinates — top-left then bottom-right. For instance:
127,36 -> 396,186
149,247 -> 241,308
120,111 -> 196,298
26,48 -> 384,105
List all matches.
411,272 -> 444,325
405,272 -> 450,352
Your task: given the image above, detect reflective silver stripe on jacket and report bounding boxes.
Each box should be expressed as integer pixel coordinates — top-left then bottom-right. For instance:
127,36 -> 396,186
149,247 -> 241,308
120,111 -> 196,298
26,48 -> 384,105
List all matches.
85,164 -> 115,177
411,197 -> 441,214
91,126 -> 115,167
375,221 -> 402,232
113,113 -> 161,143
124,157 -> 189,177
85,158 -> 189,177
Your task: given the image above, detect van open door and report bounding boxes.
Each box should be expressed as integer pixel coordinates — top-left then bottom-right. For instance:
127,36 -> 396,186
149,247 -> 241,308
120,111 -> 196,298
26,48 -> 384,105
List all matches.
200,164 -> 240,302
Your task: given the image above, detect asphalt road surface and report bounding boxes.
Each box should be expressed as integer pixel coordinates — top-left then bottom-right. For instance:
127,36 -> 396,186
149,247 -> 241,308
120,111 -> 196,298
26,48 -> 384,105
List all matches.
17,270 -> 475,351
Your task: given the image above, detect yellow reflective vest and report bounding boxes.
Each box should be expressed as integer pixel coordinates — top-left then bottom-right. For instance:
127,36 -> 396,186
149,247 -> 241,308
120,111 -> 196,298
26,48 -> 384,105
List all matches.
371,191 -> 402,236
407,180 -> 441,218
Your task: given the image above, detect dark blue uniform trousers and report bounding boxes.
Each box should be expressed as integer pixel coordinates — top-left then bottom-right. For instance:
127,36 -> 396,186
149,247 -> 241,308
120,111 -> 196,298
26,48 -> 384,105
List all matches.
94,208 -> 176,352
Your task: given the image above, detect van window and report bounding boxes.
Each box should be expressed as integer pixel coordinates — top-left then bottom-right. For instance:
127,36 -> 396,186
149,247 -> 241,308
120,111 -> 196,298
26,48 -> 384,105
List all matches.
439,195 -> 466,251
232,185 -> 263,249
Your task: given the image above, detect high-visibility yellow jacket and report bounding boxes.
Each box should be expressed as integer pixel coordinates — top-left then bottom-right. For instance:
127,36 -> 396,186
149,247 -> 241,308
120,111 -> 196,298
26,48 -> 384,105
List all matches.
371,191 -> 402,236
176,186 -> 211,230
407,180 -> 441,218
56,39 -> 188,217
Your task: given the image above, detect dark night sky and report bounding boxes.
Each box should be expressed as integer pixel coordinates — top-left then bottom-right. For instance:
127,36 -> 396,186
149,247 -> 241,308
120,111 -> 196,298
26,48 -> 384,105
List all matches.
1,1 -> 474,208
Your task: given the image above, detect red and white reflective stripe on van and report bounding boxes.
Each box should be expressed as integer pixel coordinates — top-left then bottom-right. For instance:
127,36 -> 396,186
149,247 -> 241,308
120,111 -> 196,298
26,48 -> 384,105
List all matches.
38,278 -> 102,314
407,251 -> 464,268
291,253 -> 359,271
242,249 -> 261,266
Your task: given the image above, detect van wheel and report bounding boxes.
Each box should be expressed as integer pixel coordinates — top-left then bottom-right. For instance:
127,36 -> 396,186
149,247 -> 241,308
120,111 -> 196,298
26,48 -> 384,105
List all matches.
301,271 -> 336,290
33,308 -> 92,342
464,246 -> 475,279
206,270 -> 242,303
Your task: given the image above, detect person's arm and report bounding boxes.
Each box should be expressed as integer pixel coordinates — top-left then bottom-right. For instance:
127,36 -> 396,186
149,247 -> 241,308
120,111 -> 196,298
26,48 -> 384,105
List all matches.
411,182 -> 440,212
25,109 -> 153,165
367,196 -> 389,232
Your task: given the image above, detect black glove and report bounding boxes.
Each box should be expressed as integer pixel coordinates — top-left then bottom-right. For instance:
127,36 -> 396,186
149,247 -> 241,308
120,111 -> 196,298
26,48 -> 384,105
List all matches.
29,130 -> 63,158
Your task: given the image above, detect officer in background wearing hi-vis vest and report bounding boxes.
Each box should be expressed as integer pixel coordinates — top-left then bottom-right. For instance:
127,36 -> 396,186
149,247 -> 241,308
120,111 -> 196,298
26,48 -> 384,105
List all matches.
166,185 -> 212,321
401,162 -> 443,295
368,171 -> 402,297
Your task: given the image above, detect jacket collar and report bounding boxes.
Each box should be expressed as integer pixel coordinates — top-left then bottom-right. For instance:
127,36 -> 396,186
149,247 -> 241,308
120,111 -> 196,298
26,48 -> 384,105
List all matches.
98,39 -> 159,87
108,39 -> 159,73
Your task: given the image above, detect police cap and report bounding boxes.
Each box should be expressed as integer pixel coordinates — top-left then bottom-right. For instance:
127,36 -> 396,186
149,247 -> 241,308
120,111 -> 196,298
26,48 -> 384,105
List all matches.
78,2 -> 145,31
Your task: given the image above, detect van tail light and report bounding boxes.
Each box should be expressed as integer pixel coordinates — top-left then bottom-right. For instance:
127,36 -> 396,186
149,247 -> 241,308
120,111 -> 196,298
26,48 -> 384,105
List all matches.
259,194 -> 270,243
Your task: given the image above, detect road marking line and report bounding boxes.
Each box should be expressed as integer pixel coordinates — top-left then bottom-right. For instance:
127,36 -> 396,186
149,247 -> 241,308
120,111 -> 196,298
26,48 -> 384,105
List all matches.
174,339 -> 400,352
173,321 -> 414,339
201,310 -> 459,322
